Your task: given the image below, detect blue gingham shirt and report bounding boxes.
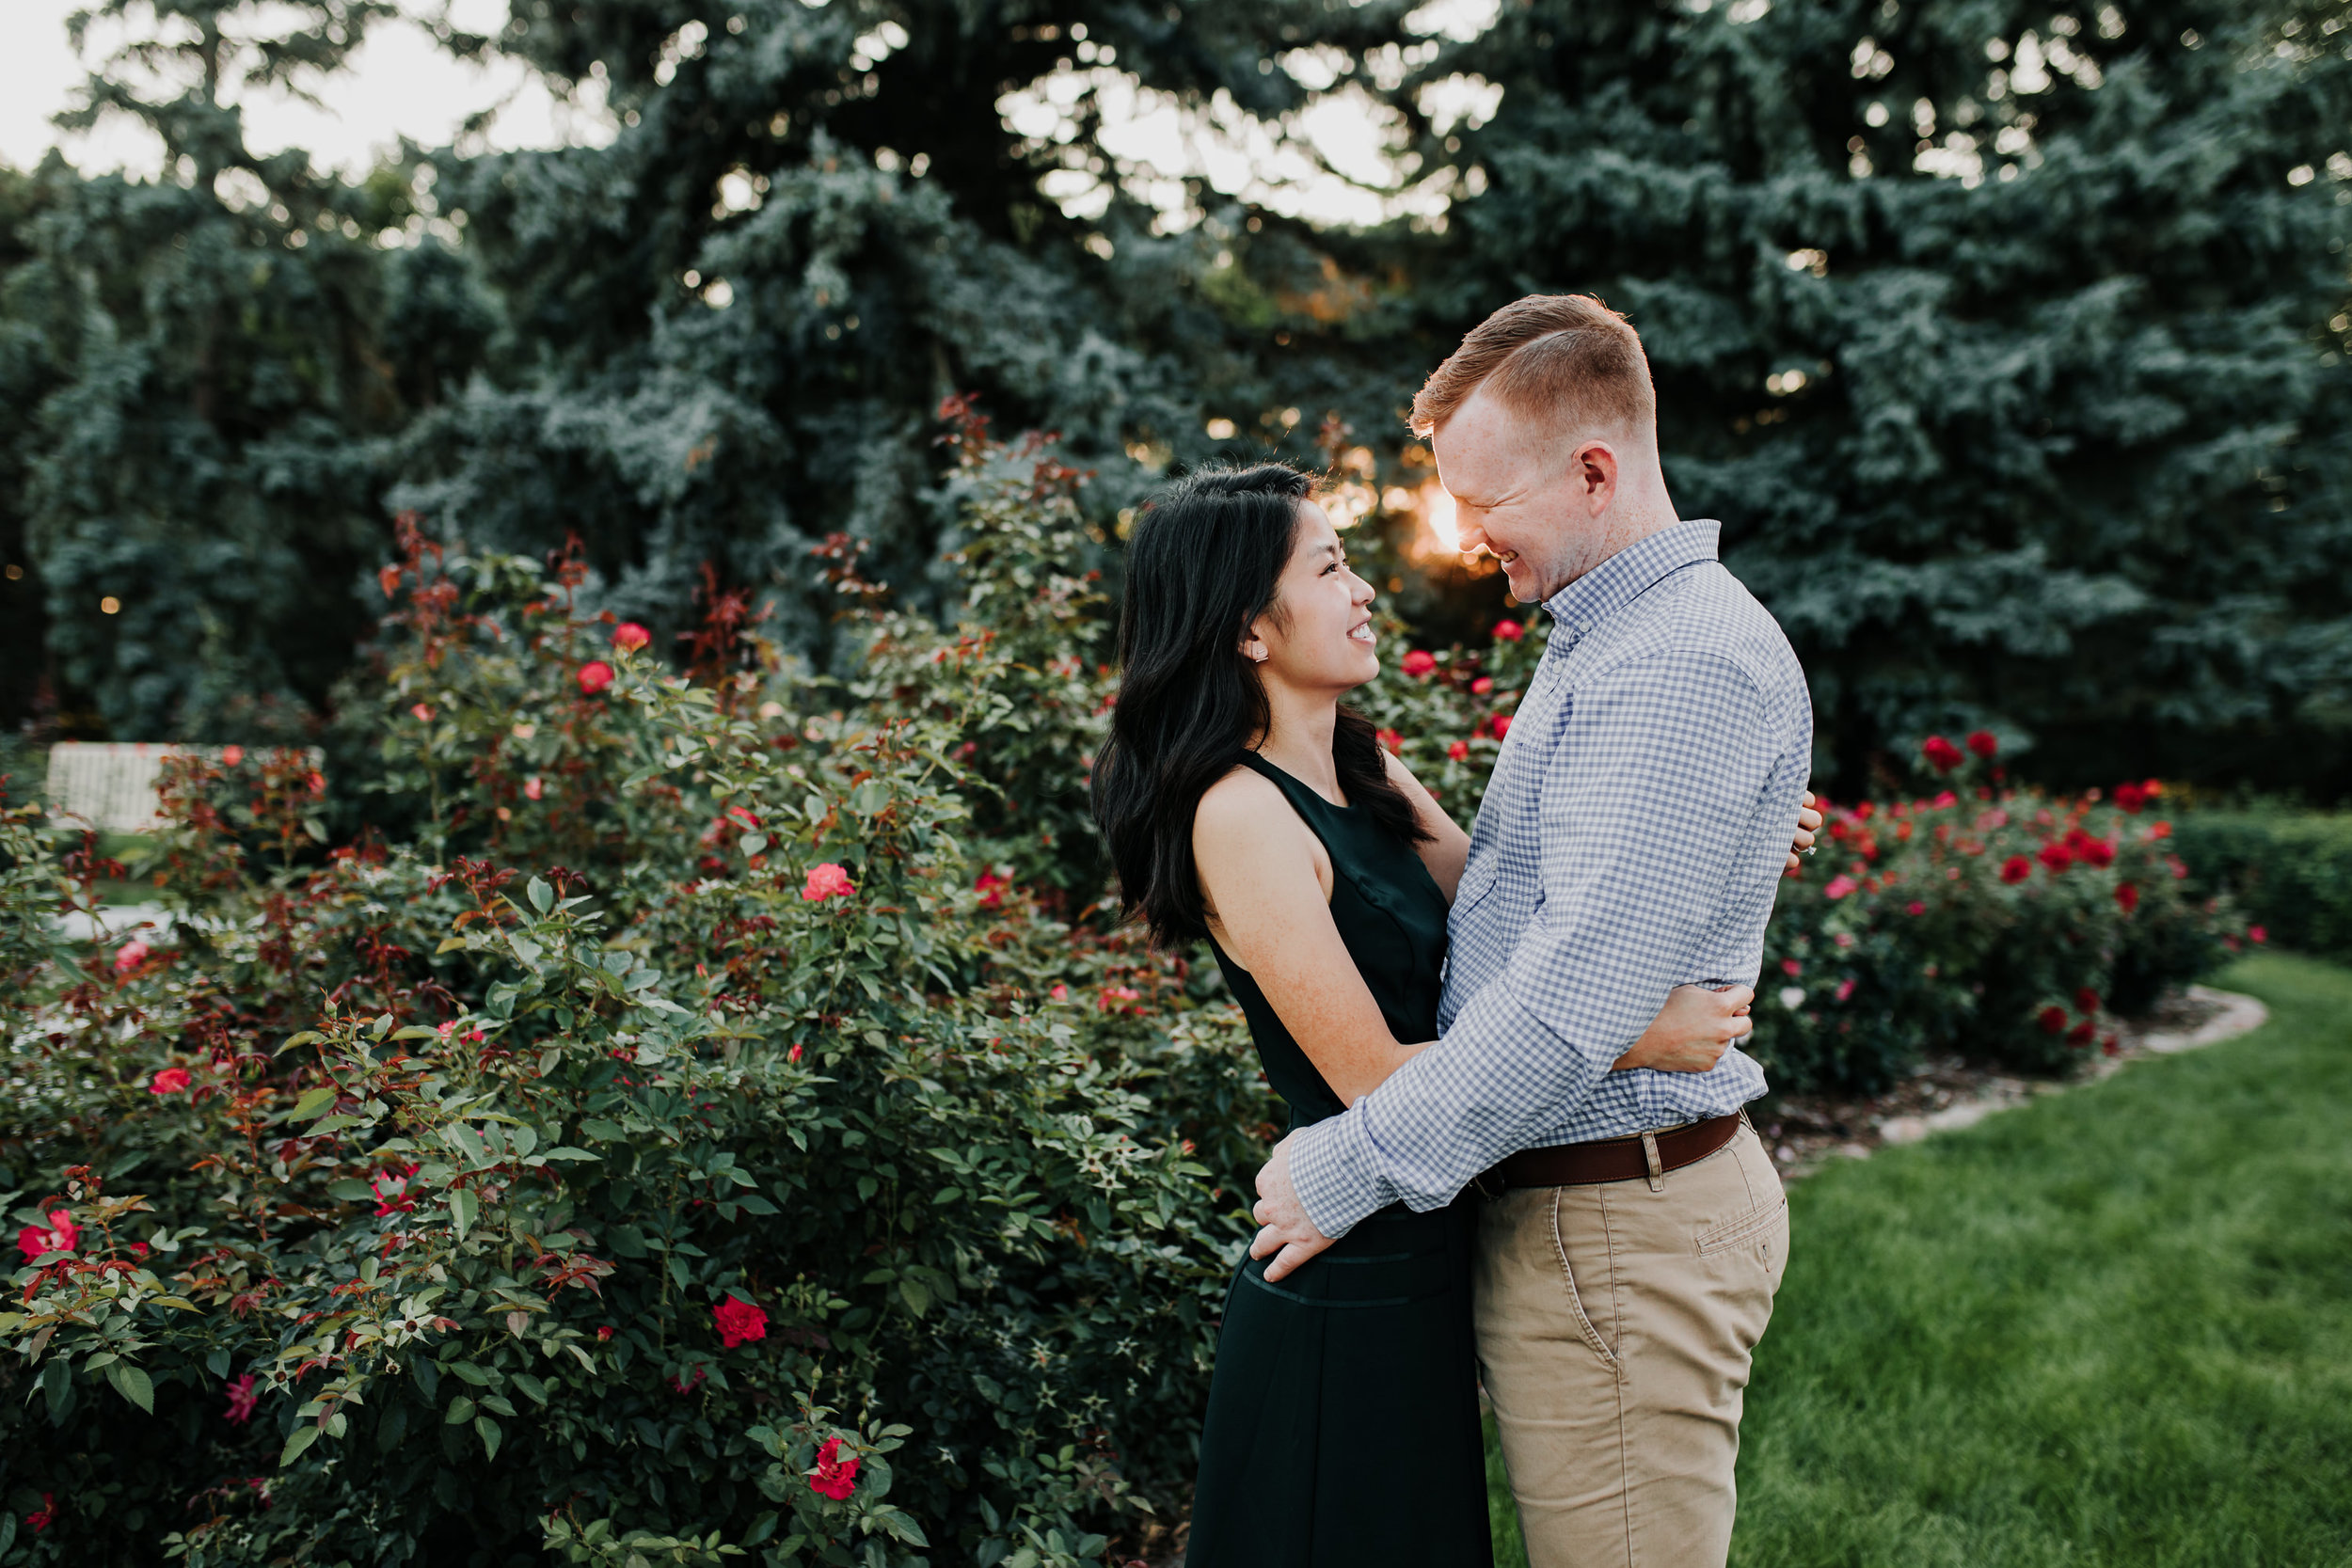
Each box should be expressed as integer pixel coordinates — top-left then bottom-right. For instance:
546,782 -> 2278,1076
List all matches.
1289,518 -> 1814,1237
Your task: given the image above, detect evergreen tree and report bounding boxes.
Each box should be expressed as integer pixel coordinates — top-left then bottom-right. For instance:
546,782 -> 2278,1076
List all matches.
1,0 -> 487,740
1413,0 -> 2352,794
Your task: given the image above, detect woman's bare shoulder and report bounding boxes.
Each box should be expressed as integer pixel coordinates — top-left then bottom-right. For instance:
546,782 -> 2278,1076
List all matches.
1193,764 -> 1293,846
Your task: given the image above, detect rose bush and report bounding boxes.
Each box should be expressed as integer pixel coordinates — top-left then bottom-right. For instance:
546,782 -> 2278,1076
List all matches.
0,412 -> 1269,1568
1348,622 -> 2249,1093
0,418 -> 2249,1565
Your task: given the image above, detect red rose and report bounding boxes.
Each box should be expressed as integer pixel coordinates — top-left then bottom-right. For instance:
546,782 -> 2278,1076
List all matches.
220,744 -> 244,767
578,660 -> 615,695
2149,820 -> 2171,840
976,869 -> 1009,908
1491,619 -> 1523,641
2114,782 -> 2146,814
1835,977 -> 1856,1002
612,622 -> 652,652
1375,728 -> 1402,755
2249,925 -> 2267,943
2115,882 -> 2139,913
811,1437 -> 861,1500
2077,836 -> 2115,868
1470,676 -> 1493,695
2037,1005 -> 2068,1035
410,702 -> 435,721
1965,729 -> 1998,758
16,1210 -> 77,1260
1922,735 -> 1963,772
1446,739 -> 1469,760
1781,958 -> 1803,976
2075,988 -> 2101,1013
1490,715 -> 1512,741
2000,855 -> 2032,883
1400,649 -> 1438,678
1905,900 -> 1926,915
2036,841 -> 2074,872
150,1067 -> 191,1095
596,1326 -> 615,1341
2067,1021 -> 2096,1045
714,1293 -> 769,1349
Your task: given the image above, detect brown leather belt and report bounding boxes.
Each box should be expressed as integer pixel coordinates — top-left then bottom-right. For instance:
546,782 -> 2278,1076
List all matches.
1485,1112 -> 1744,1191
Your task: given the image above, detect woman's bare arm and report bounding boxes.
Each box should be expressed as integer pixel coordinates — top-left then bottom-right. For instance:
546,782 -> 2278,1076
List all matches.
1195,768 -> 1423,1103
1196,768 -> 1767,1102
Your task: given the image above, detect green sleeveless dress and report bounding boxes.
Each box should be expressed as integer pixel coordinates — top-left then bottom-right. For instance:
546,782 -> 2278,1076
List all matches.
1186,752 -> 1492,1568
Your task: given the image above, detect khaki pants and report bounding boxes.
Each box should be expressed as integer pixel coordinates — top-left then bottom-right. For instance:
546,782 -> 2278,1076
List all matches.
1475,1122 -> 1788,1568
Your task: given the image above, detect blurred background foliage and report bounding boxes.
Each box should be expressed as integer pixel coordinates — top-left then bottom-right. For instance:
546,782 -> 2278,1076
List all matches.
2,0 -> 2351,800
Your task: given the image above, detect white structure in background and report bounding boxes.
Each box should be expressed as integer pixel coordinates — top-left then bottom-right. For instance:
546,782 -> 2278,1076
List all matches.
44,742 -> 199,832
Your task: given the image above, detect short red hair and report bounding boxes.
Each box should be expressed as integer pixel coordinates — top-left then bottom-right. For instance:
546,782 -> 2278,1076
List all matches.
1408,293 -> 1656,440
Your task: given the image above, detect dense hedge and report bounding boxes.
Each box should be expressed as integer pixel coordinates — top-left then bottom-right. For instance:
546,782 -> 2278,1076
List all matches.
0,421 -> 2249,1565
2173,811 -> 2352,963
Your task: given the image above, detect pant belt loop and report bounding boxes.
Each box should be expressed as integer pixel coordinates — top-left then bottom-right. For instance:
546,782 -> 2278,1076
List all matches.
1641,1131 -> 1664,1193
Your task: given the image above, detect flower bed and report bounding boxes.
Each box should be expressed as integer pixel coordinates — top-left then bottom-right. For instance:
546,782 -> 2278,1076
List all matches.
0,421 -> 2251,1564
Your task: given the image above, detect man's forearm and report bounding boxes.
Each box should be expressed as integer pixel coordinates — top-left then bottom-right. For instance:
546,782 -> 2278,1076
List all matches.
1286,985 -> 1623,1232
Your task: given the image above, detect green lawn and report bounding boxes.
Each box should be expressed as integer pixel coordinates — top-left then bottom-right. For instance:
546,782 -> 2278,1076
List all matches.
1485,953 -> 2352,1568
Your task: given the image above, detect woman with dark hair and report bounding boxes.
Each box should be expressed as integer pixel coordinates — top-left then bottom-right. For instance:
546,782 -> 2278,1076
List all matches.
1091,464 -> 1816,1566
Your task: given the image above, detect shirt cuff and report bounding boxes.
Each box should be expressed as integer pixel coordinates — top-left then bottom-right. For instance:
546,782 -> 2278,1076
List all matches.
1285,1107 -> 1393,1240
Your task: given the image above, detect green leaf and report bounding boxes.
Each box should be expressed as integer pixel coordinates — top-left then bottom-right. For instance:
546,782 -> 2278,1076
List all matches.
538,1147 -> 600,1163
899,1278 -> 930,1315
528,877 -> 553,913
450,1187 -> 479,1241
578,1117 -> 627,1142
512,1372 -> 549,1406
290,1085 -> 338,1121
474,1415 -> 502,1460
445,1394 -> 476,1424
449,1361 -> 493,1386
279,1425 -> 322,1467
108,1363 -> 155,1412
327,1178 -> 373,1203
739,832 -> 769,857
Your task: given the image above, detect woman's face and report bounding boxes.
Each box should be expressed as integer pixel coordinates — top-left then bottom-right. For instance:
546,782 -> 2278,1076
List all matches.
1248,501 -> 1379,694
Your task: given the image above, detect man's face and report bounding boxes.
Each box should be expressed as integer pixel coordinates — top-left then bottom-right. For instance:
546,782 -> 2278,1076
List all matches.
1433,387 -> 1619,605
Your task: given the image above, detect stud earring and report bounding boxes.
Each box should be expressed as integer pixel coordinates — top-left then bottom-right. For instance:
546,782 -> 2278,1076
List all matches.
1247,641 -> 1268,663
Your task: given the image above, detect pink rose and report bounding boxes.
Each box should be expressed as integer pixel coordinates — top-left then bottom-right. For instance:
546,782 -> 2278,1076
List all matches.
802,863 -> 855,902
223,1373 -> 259,1424
410,703 -> 435,721
1491,619 -> 1523,641
220,745 -> 245,767
1823,875 -> 1858,900
114,939 -> 151,974
524,776 -> 544,801
150,1067 -> 192,1095
1835,978 -> 1856,1002
1471,676 -> 1493,695
578,660 -> 615,695
612,622 -> 652,652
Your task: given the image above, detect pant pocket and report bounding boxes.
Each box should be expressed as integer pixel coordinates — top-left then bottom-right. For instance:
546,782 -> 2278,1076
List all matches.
1547,1190 -> 1620,1371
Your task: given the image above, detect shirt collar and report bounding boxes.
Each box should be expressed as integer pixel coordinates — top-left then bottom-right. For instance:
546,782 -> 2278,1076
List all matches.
1540,517 -> 1722,638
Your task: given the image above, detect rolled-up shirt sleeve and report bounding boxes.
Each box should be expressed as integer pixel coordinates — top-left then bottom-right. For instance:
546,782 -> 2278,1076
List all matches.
1286,648 -> 1780,1238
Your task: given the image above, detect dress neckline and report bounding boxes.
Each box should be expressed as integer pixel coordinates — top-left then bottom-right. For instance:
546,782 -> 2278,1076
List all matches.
1240,750 -> 1356,813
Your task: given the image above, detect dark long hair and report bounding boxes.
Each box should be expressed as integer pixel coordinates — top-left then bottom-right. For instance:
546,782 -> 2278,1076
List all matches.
1091,463 -> 1429,948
